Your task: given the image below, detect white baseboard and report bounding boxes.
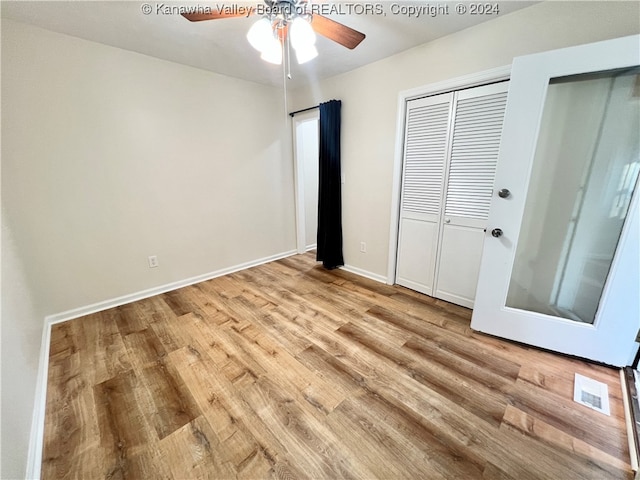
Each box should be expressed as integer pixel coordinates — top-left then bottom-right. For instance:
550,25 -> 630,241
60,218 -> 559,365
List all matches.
340,264 -> 388,284
28,249 -> 297,477
25,320 -> 52,480
45,250 -> 297,325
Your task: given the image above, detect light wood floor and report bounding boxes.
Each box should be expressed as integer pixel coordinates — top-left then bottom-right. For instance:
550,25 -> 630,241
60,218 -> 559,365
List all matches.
43,252 -> 632,479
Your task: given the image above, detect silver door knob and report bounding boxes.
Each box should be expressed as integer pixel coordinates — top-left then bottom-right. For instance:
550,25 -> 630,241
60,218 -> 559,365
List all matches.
491,228 -> 503,238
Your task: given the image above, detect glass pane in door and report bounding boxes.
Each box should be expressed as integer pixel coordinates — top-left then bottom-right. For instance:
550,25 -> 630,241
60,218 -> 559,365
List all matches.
506,68 -> 640,324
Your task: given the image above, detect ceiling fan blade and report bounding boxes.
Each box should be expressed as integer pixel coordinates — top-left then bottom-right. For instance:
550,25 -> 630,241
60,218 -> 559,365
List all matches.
310,14 -> 365,49
182,7 -> 254,22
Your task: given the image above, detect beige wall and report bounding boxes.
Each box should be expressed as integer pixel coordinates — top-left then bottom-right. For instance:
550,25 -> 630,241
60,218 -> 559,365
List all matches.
1,213 -> 46,479
3,2 -> 639,476
2,20 -> 296,315
289,1 -> 640,278
1,19 -> 295,477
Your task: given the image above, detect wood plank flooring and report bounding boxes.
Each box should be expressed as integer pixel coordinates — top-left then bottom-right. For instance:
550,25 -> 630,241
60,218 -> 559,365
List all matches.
42,252 -> 632,479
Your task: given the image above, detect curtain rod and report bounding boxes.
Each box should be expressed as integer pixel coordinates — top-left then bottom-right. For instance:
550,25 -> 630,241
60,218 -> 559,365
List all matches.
289,105 -> 319,117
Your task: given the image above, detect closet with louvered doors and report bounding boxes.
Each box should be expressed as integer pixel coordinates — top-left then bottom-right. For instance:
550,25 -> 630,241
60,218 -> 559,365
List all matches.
396,81 -> 509,308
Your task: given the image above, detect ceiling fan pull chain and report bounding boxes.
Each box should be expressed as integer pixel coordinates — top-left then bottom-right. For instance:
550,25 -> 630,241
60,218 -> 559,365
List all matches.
282,42 -> 288,118
286,32 -> 292,79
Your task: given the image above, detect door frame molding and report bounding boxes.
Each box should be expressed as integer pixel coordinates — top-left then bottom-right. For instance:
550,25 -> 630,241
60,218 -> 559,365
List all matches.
292,109 -> 320,254
386,65 -> 512,284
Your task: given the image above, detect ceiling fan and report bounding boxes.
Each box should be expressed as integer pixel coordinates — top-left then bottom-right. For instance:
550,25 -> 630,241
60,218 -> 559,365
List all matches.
182,0 -> 366,65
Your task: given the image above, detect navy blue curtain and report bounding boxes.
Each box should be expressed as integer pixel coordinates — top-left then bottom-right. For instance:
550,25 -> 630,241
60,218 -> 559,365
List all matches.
316,100 -> 344,269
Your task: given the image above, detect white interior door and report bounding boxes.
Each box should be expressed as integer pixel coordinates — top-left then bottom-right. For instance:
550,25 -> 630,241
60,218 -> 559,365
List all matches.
396,93 -> 453,295
293,111 -> 319,253
471,35 -> 640,366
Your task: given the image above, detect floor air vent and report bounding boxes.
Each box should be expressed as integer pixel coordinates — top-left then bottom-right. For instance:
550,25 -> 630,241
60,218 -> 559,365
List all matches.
574,373 -> 610,415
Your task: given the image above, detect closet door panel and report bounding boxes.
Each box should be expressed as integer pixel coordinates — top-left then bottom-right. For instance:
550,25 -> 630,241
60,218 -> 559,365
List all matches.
436,82 -> 509,307
396,93 -> 453,295
435,224 -> 485,308
396,216 -> 440,295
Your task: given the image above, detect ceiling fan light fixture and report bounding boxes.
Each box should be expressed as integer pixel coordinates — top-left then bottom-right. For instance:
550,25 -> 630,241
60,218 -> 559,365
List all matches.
247,17 -> 273,52
260,37 -> 283,64
290,16 -> 316,50
183,1 -> 367,69
294,44 -> 318,64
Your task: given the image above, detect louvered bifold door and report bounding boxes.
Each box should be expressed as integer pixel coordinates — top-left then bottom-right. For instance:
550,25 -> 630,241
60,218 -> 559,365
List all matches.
396,93 -> 453,295
434,82 -> 509,307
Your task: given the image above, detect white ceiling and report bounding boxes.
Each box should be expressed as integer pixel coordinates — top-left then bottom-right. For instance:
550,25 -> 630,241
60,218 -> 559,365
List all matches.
1,1 -> 536,88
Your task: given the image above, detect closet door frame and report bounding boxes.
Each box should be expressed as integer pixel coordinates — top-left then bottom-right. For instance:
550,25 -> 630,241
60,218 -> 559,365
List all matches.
387,65 -> 512,285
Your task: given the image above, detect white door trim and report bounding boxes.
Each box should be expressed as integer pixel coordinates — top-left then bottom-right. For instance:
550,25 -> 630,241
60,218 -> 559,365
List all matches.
387,65 -> 512,284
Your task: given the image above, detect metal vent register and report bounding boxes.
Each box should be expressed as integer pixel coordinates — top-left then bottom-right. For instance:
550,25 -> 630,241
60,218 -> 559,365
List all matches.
574,373 -> 610,415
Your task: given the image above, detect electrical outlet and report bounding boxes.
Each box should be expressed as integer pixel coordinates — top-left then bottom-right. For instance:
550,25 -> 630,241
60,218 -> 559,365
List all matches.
148,255 -> 159,268
360,242 -> 367,253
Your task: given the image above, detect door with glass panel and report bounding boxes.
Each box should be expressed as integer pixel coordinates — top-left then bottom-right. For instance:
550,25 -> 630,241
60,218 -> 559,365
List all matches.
471,35 -> 640,366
